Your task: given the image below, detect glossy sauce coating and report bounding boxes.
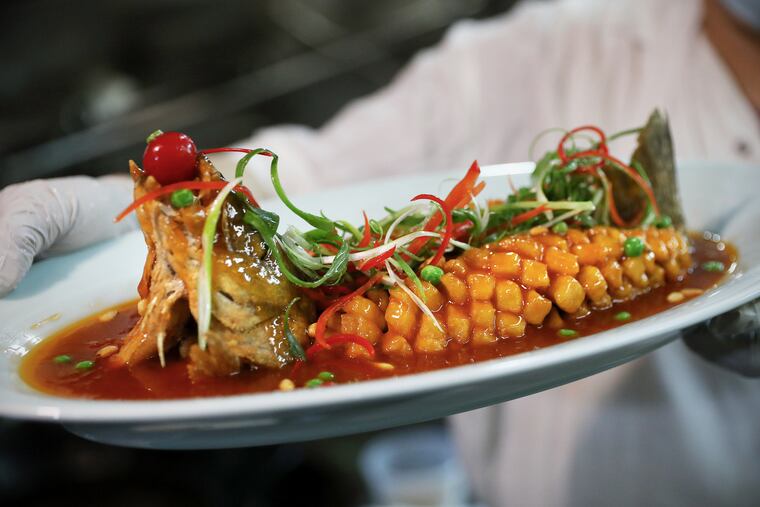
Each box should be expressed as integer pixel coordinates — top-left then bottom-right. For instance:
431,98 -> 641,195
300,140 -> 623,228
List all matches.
20,234 -> 736,400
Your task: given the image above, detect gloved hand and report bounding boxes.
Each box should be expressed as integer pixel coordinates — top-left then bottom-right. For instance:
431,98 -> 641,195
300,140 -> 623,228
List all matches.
0,175 -> 138,297
683,298 -> 760,377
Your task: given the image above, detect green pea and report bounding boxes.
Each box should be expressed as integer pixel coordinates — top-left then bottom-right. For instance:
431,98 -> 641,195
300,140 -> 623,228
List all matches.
558,328 -> 578,338
420,265 -> 444,285
701,261 -> 725,272
551,222 -> 568,235
170,189 -> 195,208
623,237 -> 645,257
75,360 -> 94,370
654,215 -> 672,229
53,354 -> 71,364
305,378 -> 323,388
614,311 -> 632,321
317,371 -> 335,381
577,215 -> 596,229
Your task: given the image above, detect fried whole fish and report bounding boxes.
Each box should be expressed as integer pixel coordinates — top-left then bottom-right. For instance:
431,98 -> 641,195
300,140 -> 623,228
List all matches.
119,156 -> 314,377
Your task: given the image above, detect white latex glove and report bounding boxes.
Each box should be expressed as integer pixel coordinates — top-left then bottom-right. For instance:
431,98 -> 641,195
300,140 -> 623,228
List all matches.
0,175 -> 137,297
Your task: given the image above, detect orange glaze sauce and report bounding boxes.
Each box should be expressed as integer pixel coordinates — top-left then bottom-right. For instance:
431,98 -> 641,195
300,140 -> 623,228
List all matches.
20,234 -> 736,400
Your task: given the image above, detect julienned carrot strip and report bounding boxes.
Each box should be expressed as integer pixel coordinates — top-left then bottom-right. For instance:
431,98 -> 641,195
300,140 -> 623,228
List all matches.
314,273 -> 384,348
115,180 -> 259,222
306,334 -> 376,360
511,204 -> 549,226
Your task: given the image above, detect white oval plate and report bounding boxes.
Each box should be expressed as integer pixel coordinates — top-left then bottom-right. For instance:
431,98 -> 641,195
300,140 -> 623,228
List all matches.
1,161 -> 758,449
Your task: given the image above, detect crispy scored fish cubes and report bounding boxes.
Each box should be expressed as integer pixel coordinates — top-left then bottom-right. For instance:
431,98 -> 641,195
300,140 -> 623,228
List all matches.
322,226 -> 691,356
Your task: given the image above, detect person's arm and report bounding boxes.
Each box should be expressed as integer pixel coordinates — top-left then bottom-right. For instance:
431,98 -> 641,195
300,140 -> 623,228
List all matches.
0,2 -> 552,295
212,3 -> 555,197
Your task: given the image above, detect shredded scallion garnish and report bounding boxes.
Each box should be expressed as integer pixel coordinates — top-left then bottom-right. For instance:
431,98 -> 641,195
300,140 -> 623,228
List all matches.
283,297 -> 306,361
389,255 -> 425,303
384,259 -> 443,333
198,177 -> 243,350
179,120 -> 663,353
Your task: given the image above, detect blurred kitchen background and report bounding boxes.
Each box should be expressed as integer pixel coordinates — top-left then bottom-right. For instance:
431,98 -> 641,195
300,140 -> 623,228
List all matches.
1,1 -> 518,505
1,0 -> 516,187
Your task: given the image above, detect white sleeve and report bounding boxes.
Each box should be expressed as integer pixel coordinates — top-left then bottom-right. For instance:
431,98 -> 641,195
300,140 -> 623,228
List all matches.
210,3 -> 557,199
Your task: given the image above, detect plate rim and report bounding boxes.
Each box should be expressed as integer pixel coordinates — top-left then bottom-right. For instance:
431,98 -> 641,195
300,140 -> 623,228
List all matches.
1,160 -> 759,423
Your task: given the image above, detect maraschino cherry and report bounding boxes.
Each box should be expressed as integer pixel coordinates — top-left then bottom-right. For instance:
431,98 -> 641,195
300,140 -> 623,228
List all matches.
142,130 -> 197,185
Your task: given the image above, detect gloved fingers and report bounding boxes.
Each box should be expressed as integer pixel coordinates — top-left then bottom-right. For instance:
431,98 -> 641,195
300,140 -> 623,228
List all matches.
0,175 -> 137,297
45,175 -> 137,256
0,179 -> 66,296
0,226 -> 36,298
683,298 -> 760,377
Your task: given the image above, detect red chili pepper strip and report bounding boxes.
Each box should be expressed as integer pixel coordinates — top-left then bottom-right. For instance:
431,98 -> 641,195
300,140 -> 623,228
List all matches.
115,180 -> 258,222
557,126 -> 608,163
564,148 -> 608,173
234,187 -> 258,207
356,211 -> 372,248
574,165 -> 599,175
453,178 -> 487,208
564,151 -> 658,217
511,204 -> 549,226
306,334 -> 376,360
570,148 -> 607,159
290,360 -> 304,377
604,180 -> 627,227
570,151 -> 659,218
411,194 -> 453,266
320,284 -> 354,297
320,243 -> 339,254
446,160 -> 482,209
358,246 -> 396,271
556,125 -> 659,221
301,287 -> 332,307
470,180 -> 486,199
408,161 -> 481,255
314,273 -> 384,348
200,148 -> 273,157
599,153 -> 660,216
